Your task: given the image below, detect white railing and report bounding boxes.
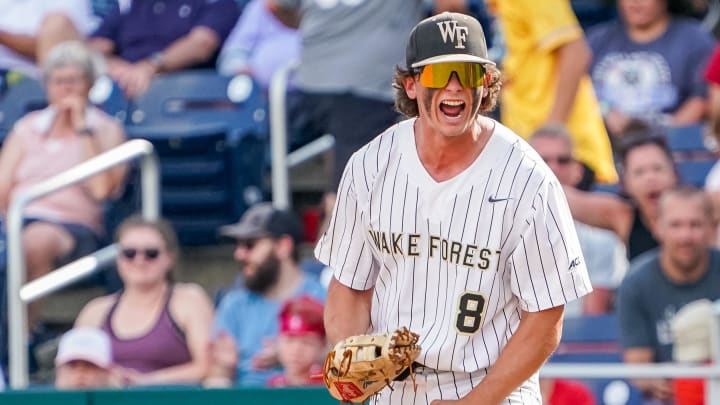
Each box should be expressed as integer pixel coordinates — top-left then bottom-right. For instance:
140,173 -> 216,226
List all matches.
268,60 -> 335,210
7,139 -> 160,388
541,303 -> 720,404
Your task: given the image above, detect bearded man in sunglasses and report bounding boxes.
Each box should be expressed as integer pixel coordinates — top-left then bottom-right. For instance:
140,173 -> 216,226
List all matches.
316,13 -> 592,405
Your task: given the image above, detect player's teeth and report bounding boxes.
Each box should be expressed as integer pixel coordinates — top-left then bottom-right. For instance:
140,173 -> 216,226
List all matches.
441,100 -> 464,106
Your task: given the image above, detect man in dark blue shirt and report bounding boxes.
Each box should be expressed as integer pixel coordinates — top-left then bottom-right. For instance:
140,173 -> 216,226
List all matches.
89,0 -> 239,97
618,185 -> 720,403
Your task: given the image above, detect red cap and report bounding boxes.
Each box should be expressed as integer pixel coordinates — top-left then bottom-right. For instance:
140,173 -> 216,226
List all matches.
279,295 -> 325,337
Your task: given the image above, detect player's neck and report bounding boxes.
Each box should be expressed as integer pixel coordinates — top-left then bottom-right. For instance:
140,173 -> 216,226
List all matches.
660,250 -> 709,285
626,15 -> 670,43
264,261 -> 303,301
414,117 -> 493,182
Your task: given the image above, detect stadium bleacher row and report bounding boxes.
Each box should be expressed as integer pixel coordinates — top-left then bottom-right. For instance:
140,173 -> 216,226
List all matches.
0,71 -> 271,246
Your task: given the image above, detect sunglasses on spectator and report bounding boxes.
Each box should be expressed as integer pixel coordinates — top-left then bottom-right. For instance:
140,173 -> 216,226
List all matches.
417,62 -> 486,89
543,155 -> 573,165
120,247 -> 161,260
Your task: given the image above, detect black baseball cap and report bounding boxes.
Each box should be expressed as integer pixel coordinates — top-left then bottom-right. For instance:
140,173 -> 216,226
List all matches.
218,202 -> 304,245
406,12 -> 495,70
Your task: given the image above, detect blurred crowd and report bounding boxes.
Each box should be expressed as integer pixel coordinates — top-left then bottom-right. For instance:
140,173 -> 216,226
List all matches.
0,0 -> 719,404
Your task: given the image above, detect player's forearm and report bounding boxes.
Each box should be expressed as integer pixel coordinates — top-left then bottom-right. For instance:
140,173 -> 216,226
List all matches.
0,31 -> 37,60
156,27 -> 220,72
464,306 -> 563,404
324,277 -> 373,345
546,38 -> 590,125
671,97 -> 707,126
433,0 -> 468,13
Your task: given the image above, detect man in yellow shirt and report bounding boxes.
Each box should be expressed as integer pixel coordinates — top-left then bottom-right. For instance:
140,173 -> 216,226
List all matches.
489,0 -> 617,184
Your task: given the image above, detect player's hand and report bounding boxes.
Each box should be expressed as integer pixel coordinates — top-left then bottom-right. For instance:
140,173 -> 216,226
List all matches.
604,108 -> 631,137
110,366 -> 145,386
54,95 -> 87,133
430,399 -> 473,405
210,332 -> 239,371
115,61 -> 157,99
251,337 -> 279,370
637,378 -> 674,402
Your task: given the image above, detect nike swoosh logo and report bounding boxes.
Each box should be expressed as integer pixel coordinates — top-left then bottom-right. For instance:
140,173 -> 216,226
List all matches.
488,195 -> 512,203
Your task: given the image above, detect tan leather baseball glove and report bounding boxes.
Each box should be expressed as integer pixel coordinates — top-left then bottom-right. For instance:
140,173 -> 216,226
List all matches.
322,327 -> 421,403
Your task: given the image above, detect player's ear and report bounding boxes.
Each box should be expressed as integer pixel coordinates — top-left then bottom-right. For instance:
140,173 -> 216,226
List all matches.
403,75 -> 418,100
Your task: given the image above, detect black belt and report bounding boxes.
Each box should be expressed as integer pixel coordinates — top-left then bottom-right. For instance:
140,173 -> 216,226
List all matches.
395,361 -> 426,381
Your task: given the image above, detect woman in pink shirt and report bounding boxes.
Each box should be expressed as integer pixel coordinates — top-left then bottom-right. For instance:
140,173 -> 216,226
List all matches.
0,40 -> 126,327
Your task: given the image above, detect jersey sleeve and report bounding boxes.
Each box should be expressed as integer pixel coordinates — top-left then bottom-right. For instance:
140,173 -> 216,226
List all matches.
518,0 -> 583,52
314,156 -> 379,291
196,0 -> 241,42
508,179 -> 592,312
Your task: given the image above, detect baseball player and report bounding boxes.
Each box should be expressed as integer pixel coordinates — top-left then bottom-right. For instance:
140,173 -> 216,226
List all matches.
316,12 -> 592,405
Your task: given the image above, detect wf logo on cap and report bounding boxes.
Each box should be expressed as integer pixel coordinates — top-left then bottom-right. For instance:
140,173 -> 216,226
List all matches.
437,21 -> 468,49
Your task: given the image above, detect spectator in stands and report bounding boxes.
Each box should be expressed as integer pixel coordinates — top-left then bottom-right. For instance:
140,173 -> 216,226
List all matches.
266,0 -> 468,193
217,0 -> 299,90
0,41 -> 127,329
207,202 -> 325,386
55,327 -> 113,389
706,43 -> 720,143
0,0 -> 95,92
530,126 -> 628,315
266,295 -> 326,387
88,0 -> 240,98
75,215 -> 214,386
670,298 -> 715,405
703,45 -> 720,236
487,0 -> 617,186
617,186 -> 720,403
564,125 -> 678,261
588,0 -> 715,138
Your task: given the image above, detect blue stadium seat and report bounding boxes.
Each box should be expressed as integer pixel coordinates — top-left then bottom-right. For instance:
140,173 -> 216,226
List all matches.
552,314 -> 622,364
677,159 -> 717,187
124,70 -> 269,245
0,78 -> 47,142
550,315 -> 645,405
666,125 -> 708,152
0,75 -> 129,143
665,125 -> 716,162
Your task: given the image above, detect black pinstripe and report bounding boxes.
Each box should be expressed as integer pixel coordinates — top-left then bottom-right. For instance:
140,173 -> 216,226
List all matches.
315,119 -> 590,404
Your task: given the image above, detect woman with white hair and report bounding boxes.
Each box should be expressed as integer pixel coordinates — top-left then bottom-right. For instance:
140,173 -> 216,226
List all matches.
0,40 -> 127,328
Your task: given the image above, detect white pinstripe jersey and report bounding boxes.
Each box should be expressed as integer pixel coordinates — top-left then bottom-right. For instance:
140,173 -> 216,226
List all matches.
315,118 -> 592,375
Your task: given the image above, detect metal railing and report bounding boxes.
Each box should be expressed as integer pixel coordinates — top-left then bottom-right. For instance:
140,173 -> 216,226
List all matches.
541,302 -> 720,404
268,60 -> 335,210
7,139 -> 160,388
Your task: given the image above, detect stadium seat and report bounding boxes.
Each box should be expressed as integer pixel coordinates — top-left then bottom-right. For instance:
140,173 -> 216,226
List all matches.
553,314 -> 622,364
665,124 -> 718,163
677,159 -> 718,187
124,70 -> 269,245
550,315 -> 644,405
0,75 -> 129,143
0,78 -> 47,142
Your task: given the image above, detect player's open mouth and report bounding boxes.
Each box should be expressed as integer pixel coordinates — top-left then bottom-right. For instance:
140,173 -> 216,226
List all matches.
439,100 -> 465,118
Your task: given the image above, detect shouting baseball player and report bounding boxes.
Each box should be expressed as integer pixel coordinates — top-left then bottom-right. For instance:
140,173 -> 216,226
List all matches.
316,12 -> 592,405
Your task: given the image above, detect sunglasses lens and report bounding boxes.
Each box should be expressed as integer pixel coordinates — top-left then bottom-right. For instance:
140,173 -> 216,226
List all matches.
121,248 -> 137,259
419,62 -> 485,89
120,247 -> 161,260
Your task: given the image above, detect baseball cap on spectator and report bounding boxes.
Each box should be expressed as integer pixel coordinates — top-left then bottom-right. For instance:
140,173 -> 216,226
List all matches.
671,299 -> 714,363
279,295 -> 325,337
219,202 -> 304,245
406,12 -> 495,69
55,327 -> 112,369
